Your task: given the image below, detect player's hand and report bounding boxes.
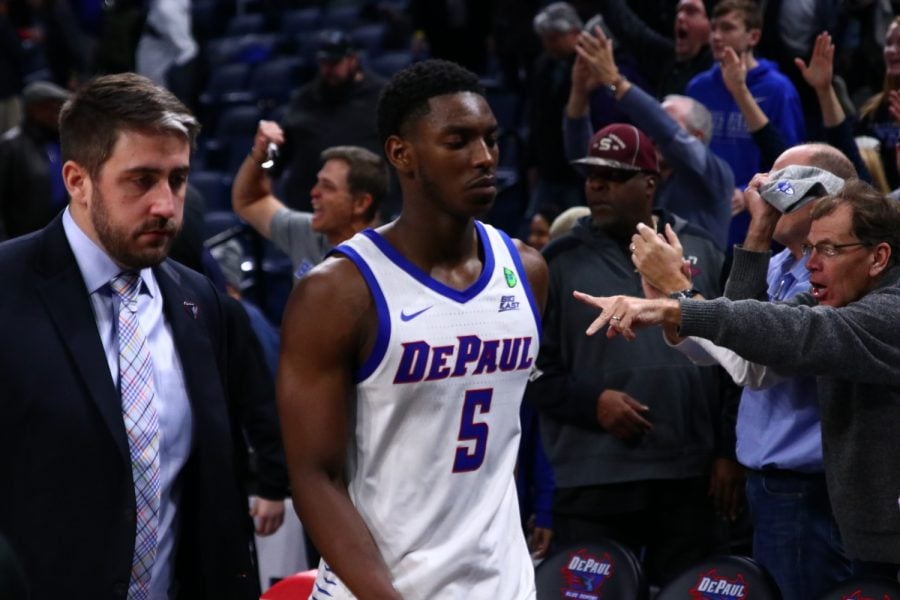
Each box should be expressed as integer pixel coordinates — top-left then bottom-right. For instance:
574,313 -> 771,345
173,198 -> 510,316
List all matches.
596,389 -> 652,440
530,527 -> 554,560
250,497 -> 286,536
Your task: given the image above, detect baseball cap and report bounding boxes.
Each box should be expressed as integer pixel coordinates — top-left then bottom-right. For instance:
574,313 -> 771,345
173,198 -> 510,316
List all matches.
571,123 -> 660,175
316,29 -> 354,62
23,80 -> 70,106
533,2 -> 583,34
759,165 -> 845,213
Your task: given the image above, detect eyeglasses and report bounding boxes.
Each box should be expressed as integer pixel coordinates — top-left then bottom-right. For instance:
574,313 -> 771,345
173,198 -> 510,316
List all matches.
800,242 -> 868,258
586,168 -> 640,183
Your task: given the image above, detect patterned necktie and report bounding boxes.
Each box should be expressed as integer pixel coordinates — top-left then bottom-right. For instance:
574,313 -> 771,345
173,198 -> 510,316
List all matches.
110,272 -> 160,600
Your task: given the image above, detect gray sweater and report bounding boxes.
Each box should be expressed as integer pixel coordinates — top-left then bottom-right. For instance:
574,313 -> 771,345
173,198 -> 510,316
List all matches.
529,212 -> 727,489
680,248 -> 900,563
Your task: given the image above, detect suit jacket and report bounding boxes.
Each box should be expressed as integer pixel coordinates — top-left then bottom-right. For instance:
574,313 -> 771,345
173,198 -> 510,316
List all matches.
0,215 -> 260,599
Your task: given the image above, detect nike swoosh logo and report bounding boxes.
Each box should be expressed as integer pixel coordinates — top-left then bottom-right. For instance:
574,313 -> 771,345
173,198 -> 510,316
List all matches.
400,306 -> 433,321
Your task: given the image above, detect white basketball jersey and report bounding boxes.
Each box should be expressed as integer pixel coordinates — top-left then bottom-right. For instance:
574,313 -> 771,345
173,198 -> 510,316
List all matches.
310,221 -> 540,600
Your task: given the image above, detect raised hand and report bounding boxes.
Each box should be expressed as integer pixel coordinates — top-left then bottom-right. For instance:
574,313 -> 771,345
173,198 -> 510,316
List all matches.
631,222 -> 692,295
795,31 -> 835,93
720,46 -> 749,97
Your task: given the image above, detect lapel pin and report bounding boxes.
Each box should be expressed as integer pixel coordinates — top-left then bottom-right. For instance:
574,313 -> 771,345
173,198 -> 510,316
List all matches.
183,301 -> 199,320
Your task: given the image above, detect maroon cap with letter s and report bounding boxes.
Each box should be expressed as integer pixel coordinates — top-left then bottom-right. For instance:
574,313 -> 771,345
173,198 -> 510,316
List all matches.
571,123 -> 659,175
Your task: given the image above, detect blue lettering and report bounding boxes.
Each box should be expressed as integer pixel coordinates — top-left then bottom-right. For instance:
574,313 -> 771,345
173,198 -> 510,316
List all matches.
426,345 -> 454,380
498,338 -> 522,371
517,337 -> 534,369
393,341 -> 429,383
473,339 -> 499,374
451,335 -> 481,377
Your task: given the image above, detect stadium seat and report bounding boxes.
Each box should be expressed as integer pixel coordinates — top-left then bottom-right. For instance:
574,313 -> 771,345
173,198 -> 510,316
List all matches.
225,12 -> 267,36
260,569 -> 318,600
814,574 -> 900,599
655,555 -> 781,600
320,5 -> 360,30
350,23 -> 387,57
535,540 -> 649,600
368,50 -> 413,78
190,170 -> 232,212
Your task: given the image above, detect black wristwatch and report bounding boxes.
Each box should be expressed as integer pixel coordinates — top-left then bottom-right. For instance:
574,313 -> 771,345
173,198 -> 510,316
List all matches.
668,287 -> 701,300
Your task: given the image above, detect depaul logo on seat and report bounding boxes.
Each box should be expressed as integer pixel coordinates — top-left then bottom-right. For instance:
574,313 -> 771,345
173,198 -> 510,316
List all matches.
689,570 -> 748,599
841,590 -> 892,600
559,549 -> 614,600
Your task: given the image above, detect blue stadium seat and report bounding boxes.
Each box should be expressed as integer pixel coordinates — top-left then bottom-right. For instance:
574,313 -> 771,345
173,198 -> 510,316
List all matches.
190,170 -> 233,213
367,50 -> 413,78
280,7 -> 322,36
350,23 -> 387,57
225,12 -> 267,36
249,57 -> 307,108
320,5 -> 360,30
206,104 -> 263,173
199,62 -> 254,109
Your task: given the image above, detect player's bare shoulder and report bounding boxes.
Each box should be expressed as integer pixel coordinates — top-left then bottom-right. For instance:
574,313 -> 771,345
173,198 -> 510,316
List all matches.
282,253 -> 376,346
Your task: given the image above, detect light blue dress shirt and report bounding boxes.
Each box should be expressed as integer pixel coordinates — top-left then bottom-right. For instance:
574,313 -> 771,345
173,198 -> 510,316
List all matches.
735,248 -> 824,472
63,208 -> 193,600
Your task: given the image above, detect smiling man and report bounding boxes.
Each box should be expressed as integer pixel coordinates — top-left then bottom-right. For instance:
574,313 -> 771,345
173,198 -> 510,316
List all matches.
0,73 -> 262,599
277,59 -> 548,599
576,179 -> 900,577
233,122 -> 388,280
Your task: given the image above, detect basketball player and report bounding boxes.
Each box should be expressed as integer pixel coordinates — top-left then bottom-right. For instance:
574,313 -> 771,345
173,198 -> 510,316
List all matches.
277,59 -> 548,598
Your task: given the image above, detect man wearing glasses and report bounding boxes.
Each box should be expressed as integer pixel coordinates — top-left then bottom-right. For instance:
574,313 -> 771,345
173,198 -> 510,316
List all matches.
576,176 -> 900,579
526,123 -> 733,587
629,143 -> 857,598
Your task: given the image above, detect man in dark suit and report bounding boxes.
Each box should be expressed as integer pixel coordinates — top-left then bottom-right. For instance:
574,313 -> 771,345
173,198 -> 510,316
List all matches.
0,73 -> 261,599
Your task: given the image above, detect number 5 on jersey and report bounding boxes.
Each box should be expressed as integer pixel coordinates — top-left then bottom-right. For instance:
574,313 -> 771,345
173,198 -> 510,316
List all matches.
453,389 -> 492,472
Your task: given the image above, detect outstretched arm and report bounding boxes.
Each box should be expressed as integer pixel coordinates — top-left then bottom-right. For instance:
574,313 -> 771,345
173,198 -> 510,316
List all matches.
278,257 -> 401,599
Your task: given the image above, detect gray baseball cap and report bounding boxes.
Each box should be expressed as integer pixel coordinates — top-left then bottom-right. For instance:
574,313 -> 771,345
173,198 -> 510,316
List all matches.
759,165 -> 845,213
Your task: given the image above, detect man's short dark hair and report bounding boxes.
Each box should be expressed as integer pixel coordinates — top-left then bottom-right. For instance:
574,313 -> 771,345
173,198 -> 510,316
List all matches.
59,73 -> 200,179
812,179 -> 900,268
376,59 -> 484,146
320,145 -> 389,222
713,0 -> 762,31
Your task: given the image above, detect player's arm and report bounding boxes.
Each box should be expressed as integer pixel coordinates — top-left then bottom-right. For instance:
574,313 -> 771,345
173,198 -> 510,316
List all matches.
277,256 -> 401,600
232,120 -> 288,239
514,240 -> 548,315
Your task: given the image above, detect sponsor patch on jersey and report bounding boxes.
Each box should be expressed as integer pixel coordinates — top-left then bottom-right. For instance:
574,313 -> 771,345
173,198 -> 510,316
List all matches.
498,295 -> 519,312
503,266 -> 517,288
689,570 -> 748,599
559,549 -> 614,600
